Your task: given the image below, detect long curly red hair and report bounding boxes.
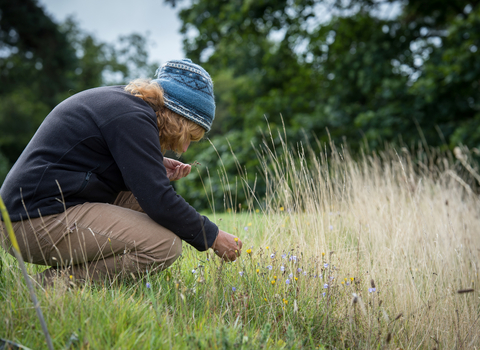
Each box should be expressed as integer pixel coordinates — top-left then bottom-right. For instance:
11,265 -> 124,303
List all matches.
125,79 -> 205,154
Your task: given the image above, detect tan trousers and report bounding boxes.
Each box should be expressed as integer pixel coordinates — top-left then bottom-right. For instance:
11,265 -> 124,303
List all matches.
0,192 -> 182,283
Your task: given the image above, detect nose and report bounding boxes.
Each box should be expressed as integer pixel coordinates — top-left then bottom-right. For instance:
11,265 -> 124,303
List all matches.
183,140 -> 191,153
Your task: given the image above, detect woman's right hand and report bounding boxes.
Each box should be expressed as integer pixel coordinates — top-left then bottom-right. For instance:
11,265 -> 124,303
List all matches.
211,229 -> 242,262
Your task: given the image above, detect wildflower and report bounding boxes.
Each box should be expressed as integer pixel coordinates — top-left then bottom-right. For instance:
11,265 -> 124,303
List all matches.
344,278 -> 348,281
341,281 -> 344,285
297,268 -> 302,273
227,208 -> 231,213
280,207 -> 284,211
244,227 -> 248,231
234,237 -> 238,242
303,272 -> 307,276
322,252 -> 325,256
255,209 -> 260,213
247,222 -> 252,226
369,288 -> 376,293
192,269 -> 197,274
329,225 -> 333,230
232,287 -> 236,292
270,253 -> 275,259
323,283 -> 329,289
146,282 -> 151,288
246,249 -> 252,254
324,263 -> 329,268
350,277 -> 354,281
267,265 -> 273,270
289,256 -> 297,262
330,276 -> 334,280
273,276 -> 277,280
271,280 -> 276,285
256,269 -> 260,273
289,273 -> 293,278
283,299 -> 288,305
286,279 -> 291,284
239,271 -> 244,277
322,292 -> 326,297
280,265 -> 285,272
295,277 -> 298,281
264,298 -> 267,302
108,238 -> 111,242
281,254 -> 287,259
69,275 -> 73,280
346,282 -> 350,286
266,246 -> 269,250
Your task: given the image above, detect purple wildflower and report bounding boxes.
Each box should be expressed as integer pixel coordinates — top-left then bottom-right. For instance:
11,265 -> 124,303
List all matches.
146,282 -> 151,288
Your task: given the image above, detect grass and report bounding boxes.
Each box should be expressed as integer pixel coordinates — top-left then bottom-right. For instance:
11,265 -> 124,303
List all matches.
1,138 -> 479,349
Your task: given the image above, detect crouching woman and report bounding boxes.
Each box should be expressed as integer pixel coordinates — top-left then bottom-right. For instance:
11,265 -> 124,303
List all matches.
0,59 -> 242,284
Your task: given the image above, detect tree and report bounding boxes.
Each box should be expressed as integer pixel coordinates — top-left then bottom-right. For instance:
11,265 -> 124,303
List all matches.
170,0 -> 480,209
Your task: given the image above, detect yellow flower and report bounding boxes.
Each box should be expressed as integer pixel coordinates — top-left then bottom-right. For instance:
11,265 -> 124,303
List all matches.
266,246 -> 269,249
295,277 -> 298,281
235,250 -> 238,253
246,249 -> 252,254
271,280 -> 276,285
247,222 -> 252,226
227,208 -> 232,213
255,209 -> 260,213
350,277 -> 354,281
341,281 -> 344,285
344,277 -> 347,281
234,237 -> 238,242
264,298 -> 267,302
280,207 -> 284,211
69,275 -> 73,280
283,299 -> 288,305
256,269 -> 260,273
274,276 -> 277,280
322,252 -> 325,256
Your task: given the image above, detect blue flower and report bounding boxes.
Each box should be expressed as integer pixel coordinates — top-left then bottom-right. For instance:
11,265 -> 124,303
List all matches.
146,282 -> 151,288
282,254 -> 287,259
267,265 -> 273,270
192,269 -> 197,274
270,253 -> 275,259
286,279 -> 291,284
297,268 -> 302,273
232,287 -> 236,292
369,288 -> 376,293
289,256 -> 297,262
322,292 -> 326,297
244,227 -> 248,231
324,263 -> 329,268
289,273 -> 293,278
239,271 -> 244,277
323,283 -> 329,289
280,265 -> 285,272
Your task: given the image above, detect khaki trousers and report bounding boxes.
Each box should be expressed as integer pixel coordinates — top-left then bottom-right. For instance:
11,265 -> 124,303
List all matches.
0,192 -> 182,283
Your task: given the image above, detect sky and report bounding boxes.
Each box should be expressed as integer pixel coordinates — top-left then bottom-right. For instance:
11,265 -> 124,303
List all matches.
38,0 -> 186,66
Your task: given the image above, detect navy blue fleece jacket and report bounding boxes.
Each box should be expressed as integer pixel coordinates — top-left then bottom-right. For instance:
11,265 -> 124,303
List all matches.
0,85 -> 218,251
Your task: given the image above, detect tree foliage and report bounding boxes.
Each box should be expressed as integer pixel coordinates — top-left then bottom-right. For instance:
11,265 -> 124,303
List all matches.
171,0 -> 480,209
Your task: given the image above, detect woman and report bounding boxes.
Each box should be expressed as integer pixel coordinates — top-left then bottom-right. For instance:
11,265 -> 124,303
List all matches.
0,59 -> 242,283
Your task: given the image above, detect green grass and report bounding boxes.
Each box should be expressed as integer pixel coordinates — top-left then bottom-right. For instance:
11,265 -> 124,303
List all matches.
1,141 -> 480,349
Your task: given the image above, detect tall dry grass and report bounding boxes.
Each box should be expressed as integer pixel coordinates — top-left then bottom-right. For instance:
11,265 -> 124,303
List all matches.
224,134 -> 480,348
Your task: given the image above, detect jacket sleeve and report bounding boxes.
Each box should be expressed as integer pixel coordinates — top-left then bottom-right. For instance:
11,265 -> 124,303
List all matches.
100,108 -> 218,251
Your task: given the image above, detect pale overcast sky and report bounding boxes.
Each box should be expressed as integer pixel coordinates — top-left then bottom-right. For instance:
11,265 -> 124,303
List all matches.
38,0 -> 186,66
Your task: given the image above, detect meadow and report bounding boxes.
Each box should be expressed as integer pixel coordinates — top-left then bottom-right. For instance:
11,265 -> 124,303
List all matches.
1,138 -> 479,349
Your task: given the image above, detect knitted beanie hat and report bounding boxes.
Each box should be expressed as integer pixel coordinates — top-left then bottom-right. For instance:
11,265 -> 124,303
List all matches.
152,59 -> 215,132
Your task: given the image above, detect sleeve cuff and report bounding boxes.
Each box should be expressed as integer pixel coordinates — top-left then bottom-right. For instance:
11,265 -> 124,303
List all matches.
185,215 -> 219,251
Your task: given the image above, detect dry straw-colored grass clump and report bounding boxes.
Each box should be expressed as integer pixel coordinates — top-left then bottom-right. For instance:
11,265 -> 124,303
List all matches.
231,136 -> 480,348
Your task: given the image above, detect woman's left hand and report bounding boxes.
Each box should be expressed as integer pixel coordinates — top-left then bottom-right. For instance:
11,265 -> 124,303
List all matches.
163,157 -> 191,181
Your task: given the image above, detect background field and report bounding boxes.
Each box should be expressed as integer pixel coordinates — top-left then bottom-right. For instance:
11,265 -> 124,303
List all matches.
1,141 -> 479,349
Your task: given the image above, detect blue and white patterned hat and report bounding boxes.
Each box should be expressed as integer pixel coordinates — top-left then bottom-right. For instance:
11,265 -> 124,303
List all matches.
152,59 -> 215,132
